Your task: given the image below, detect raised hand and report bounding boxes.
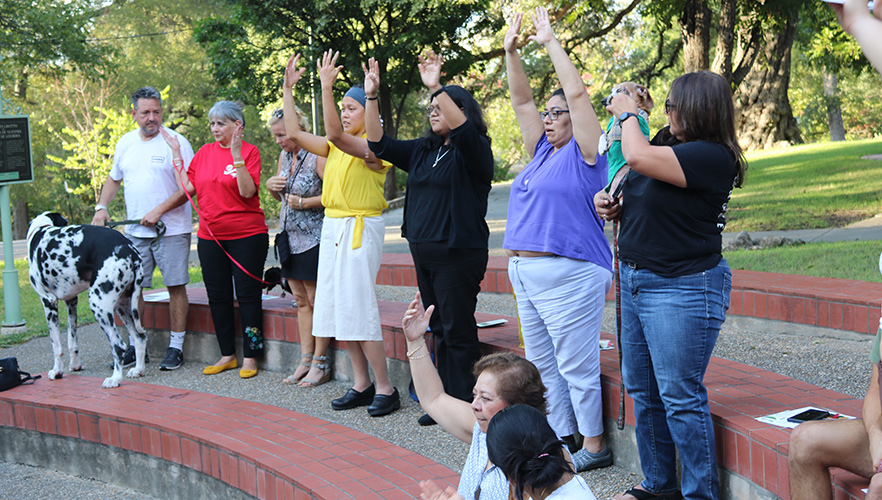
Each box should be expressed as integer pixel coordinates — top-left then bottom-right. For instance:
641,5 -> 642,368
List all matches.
363,57 -> 381,97
417,50 -> 443,91
284,53 -> 307,90
528,6 -> 555,47
318,49 -> 343,89
504,13 -> 524,54
231,124 -> 244,157
402,292 -> 434,343
160,128 -> 181,155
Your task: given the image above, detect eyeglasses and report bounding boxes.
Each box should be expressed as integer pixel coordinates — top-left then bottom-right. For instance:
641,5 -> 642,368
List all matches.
272,109 -> 284,119
540,109 -> 570,121
664,99 -> 675,114
426,105 -> 441,117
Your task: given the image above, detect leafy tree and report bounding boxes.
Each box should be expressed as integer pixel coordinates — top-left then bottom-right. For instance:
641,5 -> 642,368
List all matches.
194,0 -> 501,199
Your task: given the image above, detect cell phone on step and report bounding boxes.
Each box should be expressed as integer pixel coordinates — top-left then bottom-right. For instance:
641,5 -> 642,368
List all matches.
787,408 -> 831,423
476,319 -> 508,328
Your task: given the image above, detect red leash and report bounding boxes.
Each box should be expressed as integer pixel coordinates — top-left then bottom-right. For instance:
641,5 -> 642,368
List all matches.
175,164 -> 279,286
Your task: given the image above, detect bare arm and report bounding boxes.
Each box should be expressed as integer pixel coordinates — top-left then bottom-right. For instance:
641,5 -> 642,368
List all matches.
402,292 -> 477,444
91,177 -> 121,226
161,128 -> 196,196
607,93 -> 686,187
318,50 -> 385,171
531,6 -> 602,160
266,152 -> 288,202
363,57 -> 383,143
505,13 -> 543,156
419,51 -> 467,130
831,0 -> 882,75
141,190 -> 188,227
283,53 -> 331,157
230,127 -> 258,198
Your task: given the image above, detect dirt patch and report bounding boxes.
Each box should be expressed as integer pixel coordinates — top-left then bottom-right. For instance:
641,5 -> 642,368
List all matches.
823,210 -> 875,227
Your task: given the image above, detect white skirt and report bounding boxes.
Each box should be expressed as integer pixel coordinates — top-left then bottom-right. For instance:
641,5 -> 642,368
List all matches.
312,215 -> 384,341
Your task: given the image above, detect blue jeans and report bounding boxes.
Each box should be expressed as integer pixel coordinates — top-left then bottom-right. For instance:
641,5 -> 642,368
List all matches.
620,259 -> 731,500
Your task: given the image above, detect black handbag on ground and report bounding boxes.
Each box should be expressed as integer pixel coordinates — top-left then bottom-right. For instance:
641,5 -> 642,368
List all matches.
0,357 -> 40,391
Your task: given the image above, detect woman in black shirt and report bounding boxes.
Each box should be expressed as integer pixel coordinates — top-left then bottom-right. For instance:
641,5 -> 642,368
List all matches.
364,53 -> 493,424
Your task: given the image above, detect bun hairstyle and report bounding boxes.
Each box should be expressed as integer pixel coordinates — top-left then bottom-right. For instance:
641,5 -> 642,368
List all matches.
486,405 -> 573,500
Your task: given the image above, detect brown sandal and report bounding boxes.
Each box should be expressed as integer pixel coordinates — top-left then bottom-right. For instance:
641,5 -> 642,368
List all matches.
282,355 -> 313,384
299,355 -> 331,387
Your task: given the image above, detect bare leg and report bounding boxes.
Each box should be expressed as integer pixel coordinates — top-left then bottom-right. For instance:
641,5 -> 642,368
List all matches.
285,279 -> 314,382
167,284 -> 189,333
788,418 -> 875,500
583,434 -> 605,453
347,341 -> 373,392
361,340 -> 393,395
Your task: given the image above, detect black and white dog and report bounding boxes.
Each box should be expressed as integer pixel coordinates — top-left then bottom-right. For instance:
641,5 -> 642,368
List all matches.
27,211 -> 147,388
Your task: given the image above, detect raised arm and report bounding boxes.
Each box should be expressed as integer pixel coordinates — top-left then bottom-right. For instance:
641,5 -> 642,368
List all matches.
161,128 -> 195,196
402,292 -> 477,444
505,13 -> 543,156
831,0 -> 882,75
531,6 -> 602,160
283,53 -> 330,158
418,51 -> 466,130
363,57 -> 383,143
317,50 -> 385,171
606,93 -> 685,187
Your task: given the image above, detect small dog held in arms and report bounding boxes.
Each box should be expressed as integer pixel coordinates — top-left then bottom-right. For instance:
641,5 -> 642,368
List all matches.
26,211 -> 147,388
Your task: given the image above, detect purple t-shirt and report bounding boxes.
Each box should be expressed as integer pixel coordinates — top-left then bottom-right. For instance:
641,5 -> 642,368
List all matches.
504,135 -> 612,271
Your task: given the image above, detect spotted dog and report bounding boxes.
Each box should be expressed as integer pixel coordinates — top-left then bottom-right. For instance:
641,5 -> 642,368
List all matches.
27,212 -> 147,388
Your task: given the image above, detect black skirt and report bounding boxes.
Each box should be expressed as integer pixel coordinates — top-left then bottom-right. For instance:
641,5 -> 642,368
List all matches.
280,245 -> 320,281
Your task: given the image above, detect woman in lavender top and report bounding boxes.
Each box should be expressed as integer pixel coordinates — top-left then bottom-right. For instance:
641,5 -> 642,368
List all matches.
503,7 -> 613,473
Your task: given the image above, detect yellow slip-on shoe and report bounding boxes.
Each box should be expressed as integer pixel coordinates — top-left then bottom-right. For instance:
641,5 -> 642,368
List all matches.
203,358 -> 238,375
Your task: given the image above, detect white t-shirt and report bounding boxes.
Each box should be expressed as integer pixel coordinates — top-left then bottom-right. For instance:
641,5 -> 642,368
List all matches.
547,475 -> 596,499
110,127 -> 195,237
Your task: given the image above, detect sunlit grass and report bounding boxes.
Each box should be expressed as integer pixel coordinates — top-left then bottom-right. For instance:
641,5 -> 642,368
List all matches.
729,139 -> 882,231
724,240 -> 882,283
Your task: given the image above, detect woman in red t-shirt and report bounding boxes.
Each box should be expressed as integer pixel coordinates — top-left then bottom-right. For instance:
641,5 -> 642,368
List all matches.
165,100 -> 268,379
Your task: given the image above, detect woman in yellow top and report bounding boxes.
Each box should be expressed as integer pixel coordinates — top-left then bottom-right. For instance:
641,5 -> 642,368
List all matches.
282,50 -> 399,417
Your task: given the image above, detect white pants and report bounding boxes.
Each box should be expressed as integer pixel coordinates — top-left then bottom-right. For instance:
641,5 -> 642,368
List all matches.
508,255 -> 612,438
313,215 -> 384,341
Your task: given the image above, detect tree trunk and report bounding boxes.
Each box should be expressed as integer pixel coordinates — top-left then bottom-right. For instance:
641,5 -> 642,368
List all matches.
680,0 -> 711,73
711,0 -> 737,84
734,11 -> 803,150
12,196 -> 28,240
823,69 -> 846,141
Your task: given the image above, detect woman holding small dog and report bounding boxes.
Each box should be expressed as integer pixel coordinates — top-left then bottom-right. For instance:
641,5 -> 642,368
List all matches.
502,7 -> 613,473
166,100 -> 268,379
595,71 -> 746,500
265,107 -> 330,387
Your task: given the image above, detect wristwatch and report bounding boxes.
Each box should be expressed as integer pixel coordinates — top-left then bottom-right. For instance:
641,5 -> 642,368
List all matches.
94,204 -> 108,212
618,112 -> 638,123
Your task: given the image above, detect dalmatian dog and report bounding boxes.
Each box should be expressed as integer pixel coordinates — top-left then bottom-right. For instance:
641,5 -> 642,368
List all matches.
27,211 -> 147,388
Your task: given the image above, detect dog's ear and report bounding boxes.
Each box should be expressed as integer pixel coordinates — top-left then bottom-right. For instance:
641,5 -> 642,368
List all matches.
47,212 -> 69,227
637,85 -> 654,113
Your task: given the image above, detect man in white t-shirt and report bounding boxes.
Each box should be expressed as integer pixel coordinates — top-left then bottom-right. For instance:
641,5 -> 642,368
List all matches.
91,86 -> 195,371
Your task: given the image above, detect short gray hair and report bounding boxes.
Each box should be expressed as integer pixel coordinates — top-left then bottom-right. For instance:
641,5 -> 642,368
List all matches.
132,87 -> 162,109
208,101 -> 246,127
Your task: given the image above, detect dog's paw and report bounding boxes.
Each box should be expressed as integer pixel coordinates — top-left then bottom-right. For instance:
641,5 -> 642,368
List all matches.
48,369 -> 63,380
126,367 -> 145,378
69,363 -> 83,372
101,377 -> 121,388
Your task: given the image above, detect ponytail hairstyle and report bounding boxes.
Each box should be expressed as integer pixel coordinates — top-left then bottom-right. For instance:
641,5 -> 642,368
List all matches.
486,405 -> 573,500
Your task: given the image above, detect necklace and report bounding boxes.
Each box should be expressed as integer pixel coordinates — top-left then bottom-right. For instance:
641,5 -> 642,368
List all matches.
432,145 -> 450,168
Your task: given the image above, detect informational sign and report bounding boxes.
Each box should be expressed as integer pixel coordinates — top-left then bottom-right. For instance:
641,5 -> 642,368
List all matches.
0,116 -> 34,185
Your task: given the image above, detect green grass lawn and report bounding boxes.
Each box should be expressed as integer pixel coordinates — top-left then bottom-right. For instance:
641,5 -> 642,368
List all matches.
0,260 -> 202,348
724,240 -> 882,283
729,139 -> 882,231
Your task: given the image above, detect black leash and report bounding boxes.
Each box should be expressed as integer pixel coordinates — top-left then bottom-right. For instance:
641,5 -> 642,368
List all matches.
105,219 -> 166,252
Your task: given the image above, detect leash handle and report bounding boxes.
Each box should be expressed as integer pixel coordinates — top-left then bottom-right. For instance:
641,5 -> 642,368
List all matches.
174,165 -> 278,286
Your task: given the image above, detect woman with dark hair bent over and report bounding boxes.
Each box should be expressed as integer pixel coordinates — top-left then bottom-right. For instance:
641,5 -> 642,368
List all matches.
595,71 -> 747,500
364,52 -> 493,425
